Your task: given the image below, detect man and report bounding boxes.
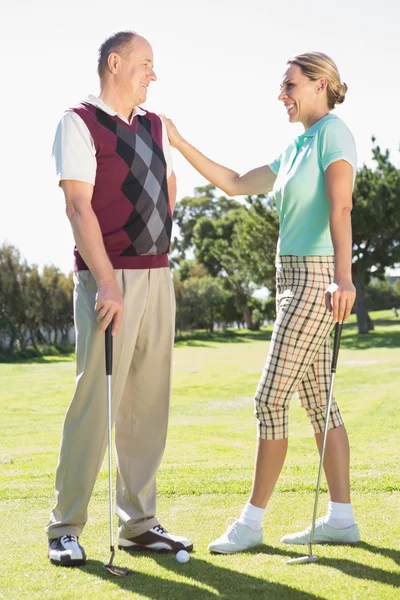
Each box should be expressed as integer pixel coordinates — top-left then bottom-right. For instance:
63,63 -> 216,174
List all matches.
46,30 -> 192,566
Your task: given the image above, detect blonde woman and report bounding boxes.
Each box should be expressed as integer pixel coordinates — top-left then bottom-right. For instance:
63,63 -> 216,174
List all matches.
162,52 -> 360,553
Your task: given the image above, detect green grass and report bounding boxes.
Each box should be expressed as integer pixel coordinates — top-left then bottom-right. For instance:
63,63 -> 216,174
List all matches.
0,310 -> 399,599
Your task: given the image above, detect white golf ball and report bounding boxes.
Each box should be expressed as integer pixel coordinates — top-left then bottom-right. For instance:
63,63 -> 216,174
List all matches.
175,550 -> 190,564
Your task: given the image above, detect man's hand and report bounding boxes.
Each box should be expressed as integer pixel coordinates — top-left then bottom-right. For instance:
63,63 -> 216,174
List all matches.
95,279 -> 124,335
325,279 -> 356,323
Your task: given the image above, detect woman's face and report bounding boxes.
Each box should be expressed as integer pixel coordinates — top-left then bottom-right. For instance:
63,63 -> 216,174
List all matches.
278,63 -> 326,128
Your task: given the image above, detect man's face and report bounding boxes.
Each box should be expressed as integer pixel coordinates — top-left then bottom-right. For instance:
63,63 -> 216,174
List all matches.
116,36 -> 157,106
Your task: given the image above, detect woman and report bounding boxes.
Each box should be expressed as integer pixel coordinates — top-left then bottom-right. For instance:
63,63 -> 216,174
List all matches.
162,52 -> 360,553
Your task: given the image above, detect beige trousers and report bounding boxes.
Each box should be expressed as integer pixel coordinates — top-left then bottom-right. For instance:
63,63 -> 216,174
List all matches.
45,267 -> 175,539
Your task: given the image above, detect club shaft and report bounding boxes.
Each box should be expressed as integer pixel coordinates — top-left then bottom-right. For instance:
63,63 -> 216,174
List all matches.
308,322 -> 342,557
308,372 -> 335,557
107,373 -> 114,552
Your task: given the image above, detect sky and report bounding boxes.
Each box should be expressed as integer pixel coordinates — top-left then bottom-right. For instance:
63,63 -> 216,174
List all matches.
1,0 -> 399,274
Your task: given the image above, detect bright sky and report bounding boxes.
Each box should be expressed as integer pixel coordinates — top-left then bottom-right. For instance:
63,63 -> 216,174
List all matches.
1,0 -> 399,274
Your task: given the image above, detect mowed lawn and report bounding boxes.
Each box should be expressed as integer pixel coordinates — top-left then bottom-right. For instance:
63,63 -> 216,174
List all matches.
0,311 -> 399,599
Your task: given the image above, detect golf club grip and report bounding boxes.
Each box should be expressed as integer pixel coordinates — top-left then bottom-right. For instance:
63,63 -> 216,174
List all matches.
331,322 -> 343,373
105,324 -> 113,376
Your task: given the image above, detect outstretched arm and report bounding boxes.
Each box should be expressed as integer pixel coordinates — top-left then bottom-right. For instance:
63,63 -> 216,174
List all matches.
161,115 -> 276,197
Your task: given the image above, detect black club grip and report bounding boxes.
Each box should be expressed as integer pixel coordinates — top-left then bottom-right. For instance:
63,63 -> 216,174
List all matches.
105,324 -> 113,376
331,322 -> 343,373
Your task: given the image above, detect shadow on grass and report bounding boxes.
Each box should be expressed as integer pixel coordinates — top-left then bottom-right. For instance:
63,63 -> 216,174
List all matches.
175,329 -> 273,348
82,555 -> 323,599
253,542 -> 400,587
340,330 -> 400,350
0,347 -> 75,364
81,540 -> 400,599
2,355 -> 76,365
357,541 -> 400,566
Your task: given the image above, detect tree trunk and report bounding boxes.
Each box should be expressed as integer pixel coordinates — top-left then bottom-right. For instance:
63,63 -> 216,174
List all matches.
241,303 -> 254,330
29,331 -> 40,353
7,331 -> 16,352
353,270 -> 370,334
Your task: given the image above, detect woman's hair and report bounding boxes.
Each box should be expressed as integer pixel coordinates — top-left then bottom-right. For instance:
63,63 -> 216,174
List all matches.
287,52 -> 347,110
98,31 -> 136,79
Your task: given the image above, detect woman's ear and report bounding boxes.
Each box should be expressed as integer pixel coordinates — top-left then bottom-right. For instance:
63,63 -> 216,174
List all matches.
317,77 -> 328,93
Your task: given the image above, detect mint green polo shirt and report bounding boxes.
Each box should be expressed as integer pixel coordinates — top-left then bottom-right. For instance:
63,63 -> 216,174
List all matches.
269,113 -> 357,256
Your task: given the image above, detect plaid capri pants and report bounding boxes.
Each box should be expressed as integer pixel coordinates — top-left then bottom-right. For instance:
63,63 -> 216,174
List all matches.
255,256 -> 344,440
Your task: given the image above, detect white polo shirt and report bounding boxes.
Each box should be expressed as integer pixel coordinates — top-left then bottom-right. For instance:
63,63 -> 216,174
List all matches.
52,94 -> 173,185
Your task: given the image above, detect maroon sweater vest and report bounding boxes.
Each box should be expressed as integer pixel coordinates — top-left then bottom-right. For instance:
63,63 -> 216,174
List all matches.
71,102 -> 172,271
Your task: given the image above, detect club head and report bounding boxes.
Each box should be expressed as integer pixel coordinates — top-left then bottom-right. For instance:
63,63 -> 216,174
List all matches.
286,555 -> 319,565
103,563 -> 133,577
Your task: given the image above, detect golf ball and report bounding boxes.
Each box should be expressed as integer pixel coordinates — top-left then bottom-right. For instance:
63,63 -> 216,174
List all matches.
175,550 -> 190,564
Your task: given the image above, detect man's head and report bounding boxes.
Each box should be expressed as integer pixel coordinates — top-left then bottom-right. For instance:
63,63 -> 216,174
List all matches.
98,31 -> 156,106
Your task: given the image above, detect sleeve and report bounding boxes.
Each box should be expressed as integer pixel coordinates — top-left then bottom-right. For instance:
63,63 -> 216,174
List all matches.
160,116 -> 173,178
52,111 -> 97,185
319,119 -> 357,181
268,153 -> 281,175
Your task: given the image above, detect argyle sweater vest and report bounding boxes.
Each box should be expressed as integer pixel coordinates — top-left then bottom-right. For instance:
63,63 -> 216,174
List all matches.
71,102 -> 172,271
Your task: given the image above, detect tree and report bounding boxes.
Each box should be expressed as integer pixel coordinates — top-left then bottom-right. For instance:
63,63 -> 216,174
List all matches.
0,244 -> 74,354
173,262 -> 230,332
352,140 -> 400,333
233,194 -> 279,292
0,244 -> 26,350
173,185 -> 279,329
41,266 -> 74,344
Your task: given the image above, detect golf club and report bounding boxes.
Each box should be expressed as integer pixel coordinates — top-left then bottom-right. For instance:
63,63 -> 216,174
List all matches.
286,321 -> 343,565
103,324 -> 133,577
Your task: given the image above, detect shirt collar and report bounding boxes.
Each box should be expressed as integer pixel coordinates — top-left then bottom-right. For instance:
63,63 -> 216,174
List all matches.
85,94 -> 146,124
300,113 -> 335,139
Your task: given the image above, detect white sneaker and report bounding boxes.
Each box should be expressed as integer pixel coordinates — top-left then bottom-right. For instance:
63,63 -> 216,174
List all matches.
48,535 -> 86,566
118,524 -> 193,553
208,519 -> 263,554
281,518 -> 360,545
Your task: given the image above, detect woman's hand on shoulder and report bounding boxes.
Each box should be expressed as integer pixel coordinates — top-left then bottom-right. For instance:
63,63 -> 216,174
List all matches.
325,278 -> 356,323
161,114 -> 184,148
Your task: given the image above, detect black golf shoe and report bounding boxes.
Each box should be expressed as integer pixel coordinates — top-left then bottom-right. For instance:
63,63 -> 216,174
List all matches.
48,535 -> 86,566
118,524 -> 193,553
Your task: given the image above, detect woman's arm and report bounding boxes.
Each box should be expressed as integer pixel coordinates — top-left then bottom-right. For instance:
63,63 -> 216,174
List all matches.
161,115 -> 276,197
325,160 -> 356,323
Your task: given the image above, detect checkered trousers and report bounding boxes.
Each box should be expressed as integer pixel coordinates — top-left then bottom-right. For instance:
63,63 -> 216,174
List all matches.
255,256 -> 344,440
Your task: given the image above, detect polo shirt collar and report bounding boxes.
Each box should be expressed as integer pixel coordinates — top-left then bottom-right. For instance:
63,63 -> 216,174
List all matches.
86,94 -> 145,124
301,113 -> 335,139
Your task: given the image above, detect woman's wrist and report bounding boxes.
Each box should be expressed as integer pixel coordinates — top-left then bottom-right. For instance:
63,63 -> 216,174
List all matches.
335,274 -> 353,283
175,136 -> 188,152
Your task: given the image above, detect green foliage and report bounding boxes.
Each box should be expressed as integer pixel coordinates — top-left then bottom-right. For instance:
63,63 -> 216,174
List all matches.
233,195 -> 279,291
366,280 -> 400,311
172,186 -> 279,329
0,244 -> 73,355
352,141 -> 400,277
175,273 -> 229,333
352,140 -> 400,332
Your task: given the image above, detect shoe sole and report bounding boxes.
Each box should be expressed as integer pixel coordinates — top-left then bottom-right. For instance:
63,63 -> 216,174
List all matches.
209,548 -> 241,554
208,546 -> 261,554
49,556 -> 87,567
118,543 -> 193,554
48,549 -> 87,567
